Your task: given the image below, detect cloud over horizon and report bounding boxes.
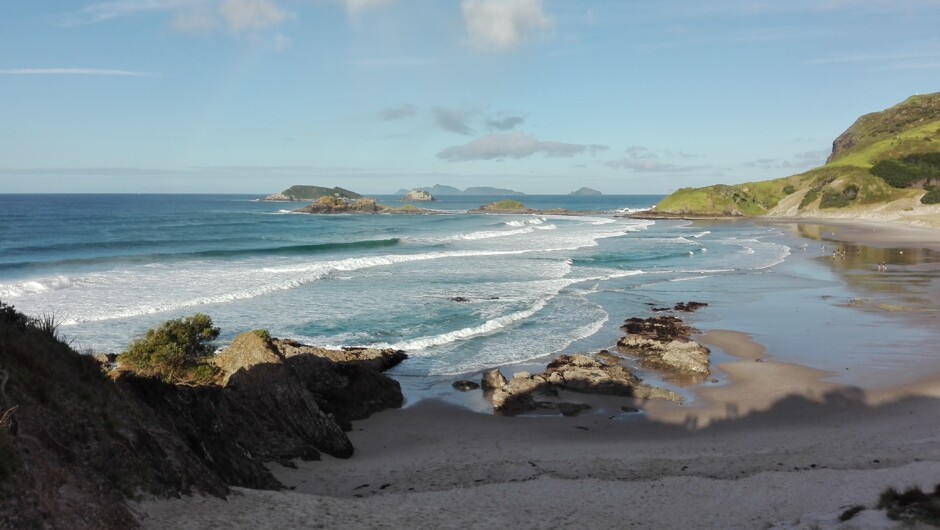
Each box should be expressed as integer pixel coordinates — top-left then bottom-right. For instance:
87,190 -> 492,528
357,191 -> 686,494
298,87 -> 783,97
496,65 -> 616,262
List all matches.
461,0 -> 553,51
437,132 -> 607,161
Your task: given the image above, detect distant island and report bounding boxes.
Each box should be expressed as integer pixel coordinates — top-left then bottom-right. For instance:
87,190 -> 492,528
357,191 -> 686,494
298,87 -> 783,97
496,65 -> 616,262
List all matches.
569,187 -> 602,196
401,190 -> 435,202
260,185 -> 362,202
394,184 -> 524,196
647,92 -> 940,225
293,196 -> 433,215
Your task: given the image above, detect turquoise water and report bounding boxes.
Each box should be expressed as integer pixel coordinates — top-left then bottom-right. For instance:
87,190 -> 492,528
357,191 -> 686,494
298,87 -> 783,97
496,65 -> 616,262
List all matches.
0,194 -> 794,379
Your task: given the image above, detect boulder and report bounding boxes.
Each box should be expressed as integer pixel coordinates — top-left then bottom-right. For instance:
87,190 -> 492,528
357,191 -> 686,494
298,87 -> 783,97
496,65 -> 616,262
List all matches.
618,336 -> 711,376
452,380 -> 480,391
481,369 -> 508,390
402,190 -> 435,202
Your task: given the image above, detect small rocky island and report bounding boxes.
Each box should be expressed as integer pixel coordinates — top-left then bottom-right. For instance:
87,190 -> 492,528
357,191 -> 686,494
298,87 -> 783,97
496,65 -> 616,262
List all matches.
260,185 -> 362,202
293,196 -> 432,215
401,190 -> 435,202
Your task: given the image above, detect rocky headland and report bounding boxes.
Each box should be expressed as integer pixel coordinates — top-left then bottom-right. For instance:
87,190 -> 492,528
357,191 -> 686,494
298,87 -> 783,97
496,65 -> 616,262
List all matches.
0,310 -> 406,529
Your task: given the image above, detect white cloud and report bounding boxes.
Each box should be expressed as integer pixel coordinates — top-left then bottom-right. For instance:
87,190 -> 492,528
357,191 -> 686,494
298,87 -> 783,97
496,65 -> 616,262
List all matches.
377,104 -> 417,121
0,68 -> 155,77
432,107 -> 476,135
438,132 -> 607,161
486,114 -> 525,131
219,0 -> 286,32
461,0 -> 553,51
606,158 -> 707,172
70,0 -> 288,34
339,0 -> 393,14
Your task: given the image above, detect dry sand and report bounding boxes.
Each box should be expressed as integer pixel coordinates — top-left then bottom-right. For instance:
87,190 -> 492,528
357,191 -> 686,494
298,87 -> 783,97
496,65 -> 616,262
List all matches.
133,221 -> 940,529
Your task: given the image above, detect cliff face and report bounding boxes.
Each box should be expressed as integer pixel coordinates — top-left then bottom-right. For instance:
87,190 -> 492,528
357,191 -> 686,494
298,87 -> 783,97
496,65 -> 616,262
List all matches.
0,317 -> 405,529
828,94 -> 940,164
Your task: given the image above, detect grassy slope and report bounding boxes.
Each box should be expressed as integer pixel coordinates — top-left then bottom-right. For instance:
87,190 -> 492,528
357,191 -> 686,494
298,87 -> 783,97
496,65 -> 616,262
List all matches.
653,93 -> 940,216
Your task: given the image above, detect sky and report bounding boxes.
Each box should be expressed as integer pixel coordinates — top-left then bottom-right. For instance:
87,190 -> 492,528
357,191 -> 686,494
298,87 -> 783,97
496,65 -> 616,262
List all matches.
1,0 -> 939,195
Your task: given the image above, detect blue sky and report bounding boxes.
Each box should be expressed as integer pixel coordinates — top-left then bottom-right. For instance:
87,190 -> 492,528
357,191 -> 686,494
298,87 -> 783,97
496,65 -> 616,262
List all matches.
1,0 -> 939,194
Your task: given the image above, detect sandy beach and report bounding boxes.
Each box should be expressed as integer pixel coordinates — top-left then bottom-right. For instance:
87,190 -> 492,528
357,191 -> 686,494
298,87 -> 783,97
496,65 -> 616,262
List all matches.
133,220 -> 940,529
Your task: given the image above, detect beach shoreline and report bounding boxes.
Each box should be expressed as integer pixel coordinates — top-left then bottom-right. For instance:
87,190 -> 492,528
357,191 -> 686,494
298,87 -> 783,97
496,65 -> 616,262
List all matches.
131,217 -> 940,528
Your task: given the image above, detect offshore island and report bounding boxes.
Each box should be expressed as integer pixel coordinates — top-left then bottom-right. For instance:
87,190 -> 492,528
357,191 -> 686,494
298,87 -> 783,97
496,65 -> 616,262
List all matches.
4,94 -> 940,528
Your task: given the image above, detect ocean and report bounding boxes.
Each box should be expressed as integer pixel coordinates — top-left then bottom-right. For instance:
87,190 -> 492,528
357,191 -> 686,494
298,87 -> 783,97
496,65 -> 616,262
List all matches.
5,193 -> 934,397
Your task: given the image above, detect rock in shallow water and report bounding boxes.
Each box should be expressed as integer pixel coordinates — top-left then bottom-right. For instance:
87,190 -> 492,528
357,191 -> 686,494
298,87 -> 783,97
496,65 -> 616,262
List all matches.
452,380 -> 480,391
617,315 -> 711,376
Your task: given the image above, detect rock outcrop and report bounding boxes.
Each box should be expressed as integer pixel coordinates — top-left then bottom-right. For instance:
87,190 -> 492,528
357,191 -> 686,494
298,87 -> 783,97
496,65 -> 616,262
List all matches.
402,190 -> 435,202
488,353 -> 681,414
617,315 -> 711,375
481,368 -> 508,390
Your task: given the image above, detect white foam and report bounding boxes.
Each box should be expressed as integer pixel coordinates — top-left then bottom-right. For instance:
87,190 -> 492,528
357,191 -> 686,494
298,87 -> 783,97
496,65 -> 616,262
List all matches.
389,298 -> 550,352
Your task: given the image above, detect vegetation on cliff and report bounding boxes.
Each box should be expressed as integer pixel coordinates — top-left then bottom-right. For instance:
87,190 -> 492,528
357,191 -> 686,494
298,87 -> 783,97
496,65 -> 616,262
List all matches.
653,93 -> 940,217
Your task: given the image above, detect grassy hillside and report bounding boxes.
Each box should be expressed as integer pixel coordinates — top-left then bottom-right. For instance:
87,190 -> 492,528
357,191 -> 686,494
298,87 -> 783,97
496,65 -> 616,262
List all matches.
653,93 -> 940,218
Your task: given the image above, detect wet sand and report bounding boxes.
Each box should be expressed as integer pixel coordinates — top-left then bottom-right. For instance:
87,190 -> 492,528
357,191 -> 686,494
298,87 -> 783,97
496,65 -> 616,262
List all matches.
134,221 -> 940,529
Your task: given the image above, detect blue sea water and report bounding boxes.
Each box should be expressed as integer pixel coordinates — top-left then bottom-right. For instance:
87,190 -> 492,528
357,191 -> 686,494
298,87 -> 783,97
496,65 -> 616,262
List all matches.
0,193 -> 795,380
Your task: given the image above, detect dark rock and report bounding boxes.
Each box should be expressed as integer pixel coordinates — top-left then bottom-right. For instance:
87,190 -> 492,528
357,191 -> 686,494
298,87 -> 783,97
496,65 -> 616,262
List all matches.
452,380 -> 480,391
451,296 -> 470,302
674,301 -> 708,312
481,368 -> 508,391
557,402 -> 592,416
620,406 -> 640,413
618,316 -> 710,376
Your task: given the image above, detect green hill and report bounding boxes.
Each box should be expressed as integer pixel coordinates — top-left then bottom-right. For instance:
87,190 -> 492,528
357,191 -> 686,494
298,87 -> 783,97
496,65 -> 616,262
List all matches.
262,185 -> 362,202
652,93 -> 940,221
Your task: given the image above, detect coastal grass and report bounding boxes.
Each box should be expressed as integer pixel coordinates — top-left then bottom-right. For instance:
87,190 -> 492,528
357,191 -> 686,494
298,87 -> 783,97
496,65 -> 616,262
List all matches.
877,483 -> 940,525
0,409 -> 17,482
488,199 -> 527,212
829,121 -> 940,168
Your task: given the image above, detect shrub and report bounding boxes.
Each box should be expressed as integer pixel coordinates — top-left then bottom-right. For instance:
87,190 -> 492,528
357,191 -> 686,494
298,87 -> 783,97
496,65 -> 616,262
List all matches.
922,186 -> 940,205
251,329 -> 272,341
843,184 -> 859,201
782,184 -> 796,195
819,190 -> 851,209
799,190 -> 819,209
0,300 -> 29,332
871,153 -> 940,188
878,484 -> 940,525
119,314 -> 220,384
